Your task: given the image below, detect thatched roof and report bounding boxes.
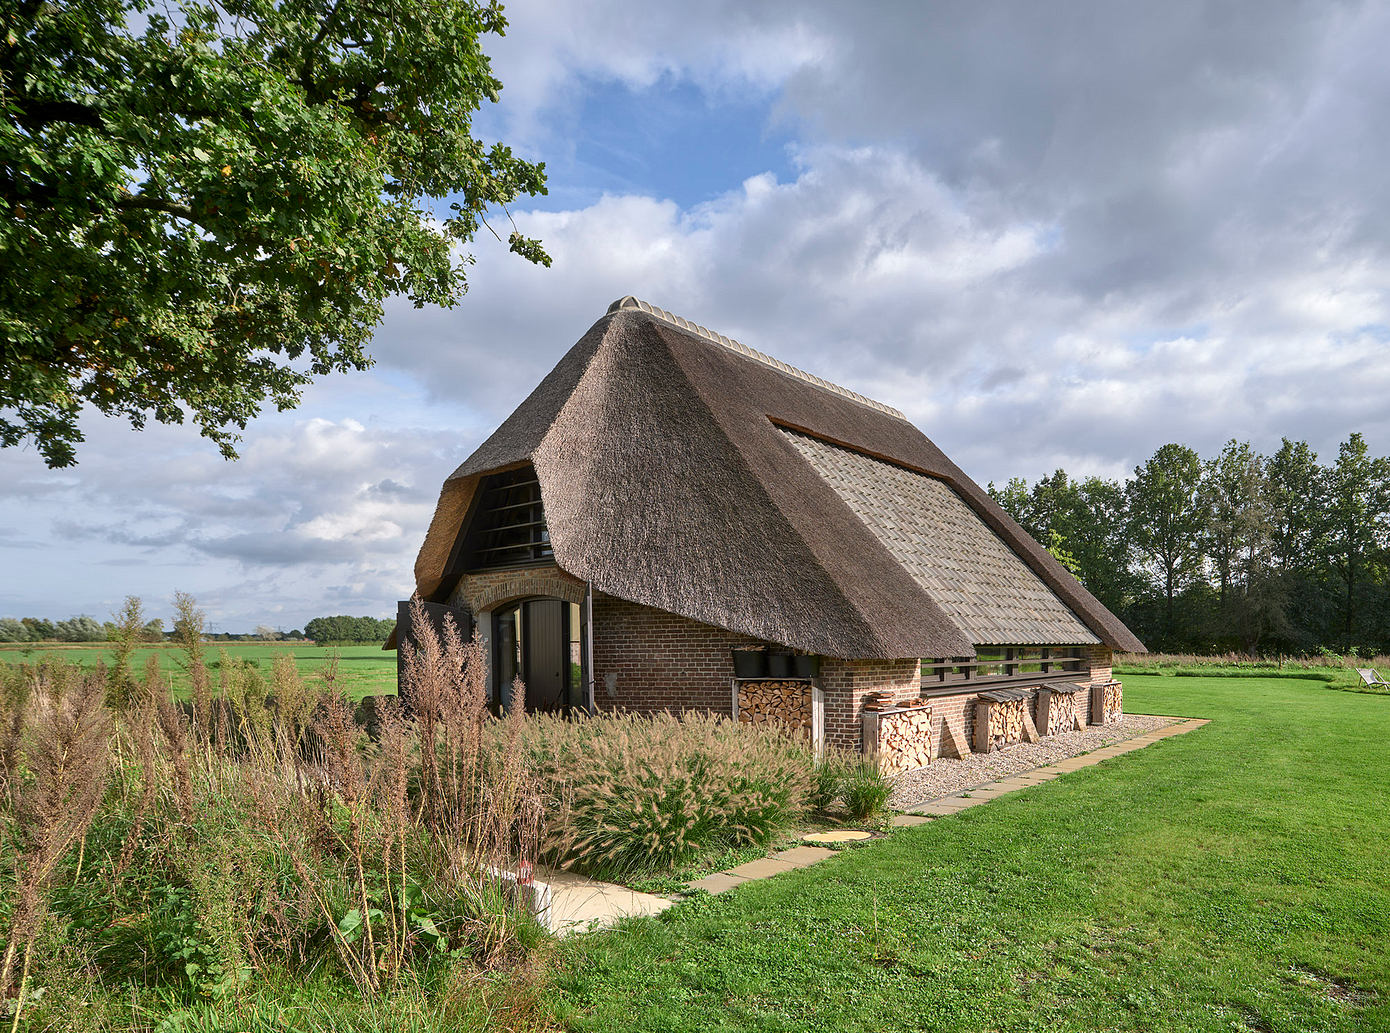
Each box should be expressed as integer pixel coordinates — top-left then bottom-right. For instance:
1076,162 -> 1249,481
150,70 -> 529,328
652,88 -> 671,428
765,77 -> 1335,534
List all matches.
407,298 -> 1145,658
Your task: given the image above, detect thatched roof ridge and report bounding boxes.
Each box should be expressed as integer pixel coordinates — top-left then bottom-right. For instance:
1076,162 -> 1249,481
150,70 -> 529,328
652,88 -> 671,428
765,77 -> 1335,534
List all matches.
407,300 -> 1145,656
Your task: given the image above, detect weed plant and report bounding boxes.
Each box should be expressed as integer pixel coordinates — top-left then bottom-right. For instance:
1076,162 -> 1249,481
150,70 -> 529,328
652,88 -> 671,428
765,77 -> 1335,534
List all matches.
809,749 -> 893,824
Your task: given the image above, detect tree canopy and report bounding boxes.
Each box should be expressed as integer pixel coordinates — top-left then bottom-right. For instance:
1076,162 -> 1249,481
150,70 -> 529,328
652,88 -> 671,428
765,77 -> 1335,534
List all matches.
304,614 -> 393,644
1,0 -> 548,467
990,433 -> 1390,654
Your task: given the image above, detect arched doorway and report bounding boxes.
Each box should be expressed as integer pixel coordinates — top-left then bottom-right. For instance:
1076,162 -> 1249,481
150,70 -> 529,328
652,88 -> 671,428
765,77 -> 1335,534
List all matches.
493,597 -> 582,713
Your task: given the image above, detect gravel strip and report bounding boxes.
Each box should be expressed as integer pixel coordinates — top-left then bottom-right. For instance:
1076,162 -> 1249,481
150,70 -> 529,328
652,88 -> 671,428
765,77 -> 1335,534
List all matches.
889,714 -> 1177,811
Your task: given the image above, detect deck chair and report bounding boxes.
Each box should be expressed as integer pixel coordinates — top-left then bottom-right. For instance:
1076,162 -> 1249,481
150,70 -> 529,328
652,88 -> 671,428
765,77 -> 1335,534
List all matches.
1355,668 -> 1389,688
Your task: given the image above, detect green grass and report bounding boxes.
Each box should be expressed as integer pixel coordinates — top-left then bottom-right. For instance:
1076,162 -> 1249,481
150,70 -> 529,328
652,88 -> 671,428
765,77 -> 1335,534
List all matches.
0,640 -> 397,700
550,676 -> 1390,1032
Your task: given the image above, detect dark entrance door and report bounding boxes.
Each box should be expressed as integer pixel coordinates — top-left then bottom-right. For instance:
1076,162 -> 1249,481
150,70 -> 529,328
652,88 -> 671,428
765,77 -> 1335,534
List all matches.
522,598 -> 566,712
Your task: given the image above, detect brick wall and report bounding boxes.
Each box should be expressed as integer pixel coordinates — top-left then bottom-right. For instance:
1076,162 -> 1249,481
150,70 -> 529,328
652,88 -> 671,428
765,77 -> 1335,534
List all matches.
820,658 -> 921,752
445,568 -> 1122,752
590,593 -> 769,716
1086,645 -> 1113,687
928,644 -> 1116,757
447,564 -> 586,615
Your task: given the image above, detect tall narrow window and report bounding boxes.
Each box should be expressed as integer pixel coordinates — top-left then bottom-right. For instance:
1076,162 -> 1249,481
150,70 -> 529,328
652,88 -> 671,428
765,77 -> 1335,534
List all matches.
464,466 -> 552,570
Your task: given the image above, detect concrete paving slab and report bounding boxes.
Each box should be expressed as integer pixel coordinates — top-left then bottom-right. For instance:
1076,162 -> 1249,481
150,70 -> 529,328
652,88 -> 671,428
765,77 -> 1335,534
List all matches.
890,813 -> 934,827
727,857 -> 799,880
536,867 -> 675,934
773,845 -> 837,866
962,786 -> 1015,798
912,798 -> 977,816
689,872 -> 748,895
804,829 -> 874,844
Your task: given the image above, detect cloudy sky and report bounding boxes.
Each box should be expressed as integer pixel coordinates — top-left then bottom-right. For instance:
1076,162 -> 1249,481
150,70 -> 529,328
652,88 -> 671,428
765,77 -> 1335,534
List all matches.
4,0 -> 1389,632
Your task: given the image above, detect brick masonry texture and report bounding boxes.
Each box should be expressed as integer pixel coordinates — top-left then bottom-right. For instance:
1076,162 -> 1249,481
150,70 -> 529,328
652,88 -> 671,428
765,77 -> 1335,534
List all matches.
443,564 -> 1119,761
448,564 -> 586,615
929,645 -> 1115,758
591,593 -> 766,716
820,658 -> 922,751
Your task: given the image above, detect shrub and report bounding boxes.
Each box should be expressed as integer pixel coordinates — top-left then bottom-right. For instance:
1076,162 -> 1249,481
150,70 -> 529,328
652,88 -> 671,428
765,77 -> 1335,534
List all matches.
0,597 -> 546,1029
810,754 -> 844,813
839,755 -> 892,822
520,710 -> 814,878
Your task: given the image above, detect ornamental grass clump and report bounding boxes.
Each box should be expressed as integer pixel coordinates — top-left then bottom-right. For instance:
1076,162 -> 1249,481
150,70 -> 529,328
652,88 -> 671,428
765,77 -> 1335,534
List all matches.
522,710 -> 814,878
810,747 -> 893,823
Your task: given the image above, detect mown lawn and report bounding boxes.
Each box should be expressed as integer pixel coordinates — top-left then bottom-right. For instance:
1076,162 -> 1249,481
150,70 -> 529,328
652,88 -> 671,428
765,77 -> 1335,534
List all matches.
552,676 -> 1390,1032
0,641 -> 397,699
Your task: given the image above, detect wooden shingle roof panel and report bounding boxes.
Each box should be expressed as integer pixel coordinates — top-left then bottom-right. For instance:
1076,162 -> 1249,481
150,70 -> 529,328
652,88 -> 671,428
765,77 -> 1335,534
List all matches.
782,429 -> 1100,645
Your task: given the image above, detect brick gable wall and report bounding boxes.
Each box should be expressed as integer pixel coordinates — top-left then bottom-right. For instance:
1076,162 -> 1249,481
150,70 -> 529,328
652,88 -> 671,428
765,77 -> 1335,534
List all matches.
590,593 -> 767,716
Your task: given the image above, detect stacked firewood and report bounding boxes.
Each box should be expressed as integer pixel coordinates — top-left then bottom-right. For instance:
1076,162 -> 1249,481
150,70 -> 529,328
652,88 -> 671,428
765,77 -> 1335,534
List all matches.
1038,688 -> 1079,737
1097,681 -> 1123,724
864,692 -> 929,712
874,707 -> 934,775
737,680 -> 812,732
974,696 -> 1026,753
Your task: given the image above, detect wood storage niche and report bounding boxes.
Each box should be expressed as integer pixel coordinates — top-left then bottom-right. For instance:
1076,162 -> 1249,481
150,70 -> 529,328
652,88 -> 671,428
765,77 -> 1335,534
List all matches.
973,688 -> 1029,753
1090,680 -> 1123,725
736,679 -> 814,735
862,701 -> 934,775
1035,682 -> 1084,737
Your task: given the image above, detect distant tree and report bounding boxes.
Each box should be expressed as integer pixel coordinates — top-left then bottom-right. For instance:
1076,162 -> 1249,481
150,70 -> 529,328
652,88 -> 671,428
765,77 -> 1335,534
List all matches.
0,618 -> 29,642
1070,476 -> 1137,617
1322,433 -> 1390,647
992,471 -> 1136,617
1127,444 -> 1205,647
1264,439 -> 1324,574
990,477 -> 1042,540
254,625 -> 281,641
305,614 -> 393,644
1044,529 -> 1081,575
171,590 -> 207,670
142,617 -> 165,643
1199,441 -> 1267,610
21,617 -> 55,640
54,615 -> 103,641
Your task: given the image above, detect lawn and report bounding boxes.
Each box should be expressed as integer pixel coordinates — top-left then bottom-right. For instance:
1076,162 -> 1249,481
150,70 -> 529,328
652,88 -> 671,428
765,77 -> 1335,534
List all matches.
551,676 -> 1390,1032
0,640 -> 397,699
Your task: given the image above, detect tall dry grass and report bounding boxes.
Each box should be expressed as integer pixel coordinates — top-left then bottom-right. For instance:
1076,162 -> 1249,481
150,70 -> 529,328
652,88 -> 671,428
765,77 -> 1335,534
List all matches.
1115,650 -> 1390,673
0,598 -> 546,1029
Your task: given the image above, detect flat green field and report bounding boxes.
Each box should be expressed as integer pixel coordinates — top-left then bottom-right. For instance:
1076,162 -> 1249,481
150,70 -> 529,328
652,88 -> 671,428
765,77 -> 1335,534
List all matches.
554,675 -> 1390,1032
0,640 -> 397,700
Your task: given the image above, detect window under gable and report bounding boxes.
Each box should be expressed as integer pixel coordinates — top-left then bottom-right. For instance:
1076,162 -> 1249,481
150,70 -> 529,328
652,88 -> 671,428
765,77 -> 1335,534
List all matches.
461,465 -> 553,571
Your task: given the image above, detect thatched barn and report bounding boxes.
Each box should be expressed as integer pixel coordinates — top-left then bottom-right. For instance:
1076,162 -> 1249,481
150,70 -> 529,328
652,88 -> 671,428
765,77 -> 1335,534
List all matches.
389,297 -> 1144,766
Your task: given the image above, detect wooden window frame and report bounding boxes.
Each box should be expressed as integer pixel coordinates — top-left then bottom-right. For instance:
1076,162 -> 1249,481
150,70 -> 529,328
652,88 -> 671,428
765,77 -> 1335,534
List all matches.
920,646 -> 1086,696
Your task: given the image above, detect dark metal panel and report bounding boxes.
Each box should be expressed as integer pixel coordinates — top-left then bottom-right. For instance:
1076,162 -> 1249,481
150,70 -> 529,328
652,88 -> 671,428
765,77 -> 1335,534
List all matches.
581,582 -> 595,713
523,598 -> 566,713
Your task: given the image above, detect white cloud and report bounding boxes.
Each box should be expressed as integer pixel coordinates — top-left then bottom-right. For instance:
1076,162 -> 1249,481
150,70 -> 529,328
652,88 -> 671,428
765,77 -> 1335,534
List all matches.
7,0 -> 1390,627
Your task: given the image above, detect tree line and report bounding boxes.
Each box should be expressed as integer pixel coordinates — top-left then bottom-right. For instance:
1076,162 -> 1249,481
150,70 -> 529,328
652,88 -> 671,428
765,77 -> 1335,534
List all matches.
303,616 -> 397,645
990,432 -> 1390,654
0,609 -> 393,645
